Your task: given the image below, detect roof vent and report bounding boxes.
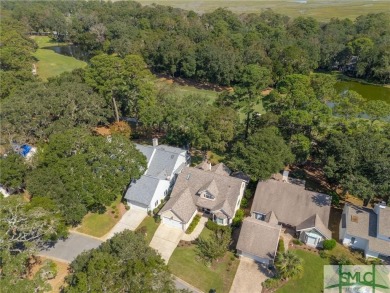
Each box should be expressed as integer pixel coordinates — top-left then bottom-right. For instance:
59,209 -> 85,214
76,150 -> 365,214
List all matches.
379,201 -> 387,208
351,215 -> 359,223
186,173 -> 191,180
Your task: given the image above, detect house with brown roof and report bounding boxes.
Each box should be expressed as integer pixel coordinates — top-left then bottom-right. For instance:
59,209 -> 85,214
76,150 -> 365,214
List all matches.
340,203 -> 390,261
236,216 -> 281,265
250,175 -> 332,247
159,163 -> 246,231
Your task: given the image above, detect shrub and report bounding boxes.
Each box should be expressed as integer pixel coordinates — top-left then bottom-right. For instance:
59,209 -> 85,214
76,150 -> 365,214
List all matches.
244,189 -> 253,200
330,191 -> 340,207
277,238 -> 285,253
240,197 -> 248,208
154,214 -> 161,223
136,226 -> 147,235
186,215 -> 201,234
323,239 -> 337,250
124,204 -> 130,210
205,219 -> 219,231
147,210 -> 152,216
232,209 -> 245,227
319,250 -> 329,259
337,255 -> 353,265
292,239 -> 303,245
262,277 -> 282,289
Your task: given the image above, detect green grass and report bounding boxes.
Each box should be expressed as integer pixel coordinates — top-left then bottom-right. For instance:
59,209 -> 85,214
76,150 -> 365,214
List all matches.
136,216 -> 160,244
31,36 -> 87,81
169,247 -> 239,293
136,0 -> 389,21
277,249 -> 329,293
75,195 -> 122,237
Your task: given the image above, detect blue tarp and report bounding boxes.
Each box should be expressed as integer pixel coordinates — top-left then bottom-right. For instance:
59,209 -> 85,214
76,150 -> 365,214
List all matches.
20,145 -> 32,157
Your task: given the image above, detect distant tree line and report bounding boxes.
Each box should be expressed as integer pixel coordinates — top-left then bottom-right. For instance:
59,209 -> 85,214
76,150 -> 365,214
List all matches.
1,1 -> 390,84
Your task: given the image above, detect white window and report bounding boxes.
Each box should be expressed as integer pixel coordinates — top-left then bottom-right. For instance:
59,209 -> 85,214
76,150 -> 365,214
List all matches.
216,217 -> 224,225
155,200 -> 159,207
351,237 -> 356,244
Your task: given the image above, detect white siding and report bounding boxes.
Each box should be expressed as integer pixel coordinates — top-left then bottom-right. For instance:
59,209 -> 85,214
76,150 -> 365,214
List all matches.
128,201 -> 148,212
162,217 -> 183,229
149,180 -> 171,210
172,152 -> 188,175
299,230 -> 324,247
237,250 -> 270,265
234,182 -> 246,214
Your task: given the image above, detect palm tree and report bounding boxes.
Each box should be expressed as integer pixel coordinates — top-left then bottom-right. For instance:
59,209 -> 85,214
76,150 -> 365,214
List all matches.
275,250 -> 304,280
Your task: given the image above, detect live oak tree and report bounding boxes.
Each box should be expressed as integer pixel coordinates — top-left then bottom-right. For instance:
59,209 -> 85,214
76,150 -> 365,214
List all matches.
26,128 -> 147,225
84,54 -> 158,124
0,154 -> 28,190
0,71 -> 110,144
228,127 -> 294,181
0,196 -> 67,292
64,230 -> 178,293
321,128 -> 390,204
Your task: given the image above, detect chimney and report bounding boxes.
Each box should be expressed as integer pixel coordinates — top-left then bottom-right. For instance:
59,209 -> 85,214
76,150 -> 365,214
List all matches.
374,201 -> 387,215
208,161 -> 212,171
152,138 -> 158,147
282,170 -> 289,182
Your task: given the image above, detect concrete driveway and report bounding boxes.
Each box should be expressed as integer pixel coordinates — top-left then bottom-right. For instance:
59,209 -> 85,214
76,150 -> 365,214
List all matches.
150,224 -> 184,263
39,232 -> 103,263
103,208 -> 147,240
230,257 -> 273,293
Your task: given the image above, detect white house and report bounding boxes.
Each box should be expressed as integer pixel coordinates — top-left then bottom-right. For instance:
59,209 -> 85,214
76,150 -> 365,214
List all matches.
159,162 -> 246,231
339,203 -> 390,261
124,139 -> 189,212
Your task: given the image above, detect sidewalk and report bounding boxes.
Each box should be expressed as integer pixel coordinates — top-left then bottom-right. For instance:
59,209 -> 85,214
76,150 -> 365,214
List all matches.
181,216 -> 208,241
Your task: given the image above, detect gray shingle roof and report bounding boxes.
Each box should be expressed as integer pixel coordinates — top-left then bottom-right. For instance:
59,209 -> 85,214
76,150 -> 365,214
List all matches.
296,214 -> 332,239
251,179 -> 331,228
125,144 -> 187,207
378,207 -> 390,237
160,166 -> 244,222
343,205 -> 390,255
237,217 -> 281,261
124,175 -> 160,206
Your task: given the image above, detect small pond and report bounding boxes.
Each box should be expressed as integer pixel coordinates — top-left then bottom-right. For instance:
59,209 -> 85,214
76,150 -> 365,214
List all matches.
335,80 -> 390,104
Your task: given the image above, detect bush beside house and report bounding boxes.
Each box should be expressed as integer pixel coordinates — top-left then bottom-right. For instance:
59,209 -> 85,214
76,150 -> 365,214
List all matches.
186,214 -> 201,234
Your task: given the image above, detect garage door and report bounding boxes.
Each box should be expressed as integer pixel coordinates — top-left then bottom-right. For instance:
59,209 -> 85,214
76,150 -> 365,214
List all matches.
162,217 -> 183,230
239,252 -> 270,265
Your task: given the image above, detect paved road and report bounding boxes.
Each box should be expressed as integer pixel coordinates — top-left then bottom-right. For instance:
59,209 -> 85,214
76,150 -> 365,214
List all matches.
40,232 -> 102,263
150,223 -> 184,263
102,207 -> 147,240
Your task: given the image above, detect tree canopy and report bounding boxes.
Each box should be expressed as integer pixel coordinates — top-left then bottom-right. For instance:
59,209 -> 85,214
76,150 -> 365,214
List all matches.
26,128 -> 147,225
64,230 -> 177,293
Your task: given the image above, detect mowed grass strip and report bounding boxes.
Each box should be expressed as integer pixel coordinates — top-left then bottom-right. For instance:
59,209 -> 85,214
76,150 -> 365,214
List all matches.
31,36 -> 86,81
75,195 -> 124,238
136,216 -> 160,244
136,0 -> 389,21
276,249 -> 329,293
169,247 -> 239,293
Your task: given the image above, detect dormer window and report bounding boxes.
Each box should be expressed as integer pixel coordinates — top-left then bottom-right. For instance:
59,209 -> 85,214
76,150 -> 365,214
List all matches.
254,212 -> 266,221
199,190 -> 215,200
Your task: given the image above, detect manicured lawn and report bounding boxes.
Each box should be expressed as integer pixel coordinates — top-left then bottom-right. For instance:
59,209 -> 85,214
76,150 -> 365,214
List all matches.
169,226 -> 238,292
277,249 -> 329,293
169,247 -> 239,293
31,36 -> 87,81
136,216 -> 160,244
75,195 -> 124,238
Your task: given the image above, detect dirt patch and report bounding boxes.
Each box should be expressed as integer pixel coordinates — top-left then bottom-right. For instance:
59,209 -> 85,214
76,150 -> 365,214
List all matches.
29,256 -> 69,292
155,73 -> 230,92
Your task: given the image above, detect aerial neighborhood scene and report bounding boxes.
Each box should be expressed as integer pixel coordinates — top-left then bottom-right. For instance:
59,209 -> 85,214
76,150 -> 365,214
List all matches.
1,0 -> 390,292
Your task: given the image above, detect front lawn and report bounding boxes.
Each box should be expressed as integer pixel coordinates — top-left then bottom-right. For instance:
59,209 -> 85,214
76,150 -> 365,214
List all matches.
276,249 -> 329,293
169,247 -> 239,293
136,216 -> 160,244
75,195 -> 125,238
